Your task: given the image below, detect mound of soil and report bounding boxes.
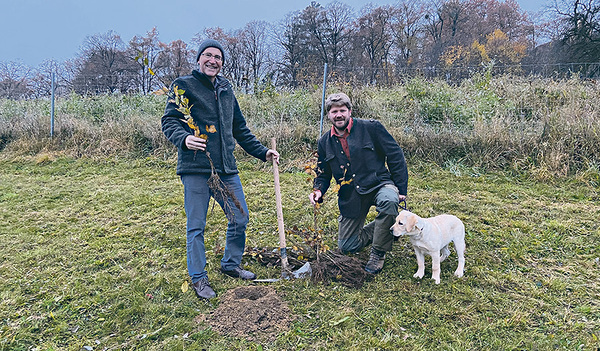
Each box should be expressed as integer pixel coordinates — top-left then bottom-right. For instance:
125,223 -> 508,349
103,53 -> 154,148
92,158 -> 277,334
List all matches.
196,286 -> 292,342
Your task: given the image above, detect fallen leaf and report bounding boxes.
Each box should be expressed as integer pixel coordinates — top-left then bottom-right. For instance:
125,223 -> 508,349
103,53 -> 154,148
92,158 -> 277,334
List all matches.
181,281 -> 189,293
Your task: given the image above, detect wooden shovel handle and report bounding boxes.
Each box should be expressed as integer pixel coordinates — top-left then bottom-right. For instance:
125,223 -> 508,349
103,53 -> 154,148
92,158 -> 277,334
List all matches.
271,138 -> 286,250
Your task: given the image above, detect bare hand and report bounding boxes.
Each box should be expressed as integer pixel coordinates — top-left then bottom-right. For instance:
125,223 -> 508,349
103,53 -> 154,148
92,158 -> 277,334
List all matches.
185,135 -> 206,151
266,149 -> 280,164
399,194 -> 407,201
309,190 -> 322,206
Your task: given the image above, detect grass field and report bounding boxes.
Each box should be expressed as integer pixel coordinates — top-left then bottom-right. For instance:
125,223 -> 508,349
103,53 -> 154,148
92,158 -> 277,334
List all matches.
0,155 -> 598,350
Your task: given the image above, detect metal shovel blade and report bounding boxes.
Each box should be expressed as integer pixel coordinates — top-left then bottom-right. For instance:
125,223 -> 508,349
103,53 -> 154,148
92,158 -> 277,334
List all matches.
253,262 -> 312,283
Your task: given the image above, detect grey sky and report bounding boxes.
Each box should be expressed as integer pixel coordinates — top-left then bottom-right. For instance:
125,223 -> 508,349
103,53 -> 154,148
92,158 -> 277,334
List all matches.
0,0 -> 550,67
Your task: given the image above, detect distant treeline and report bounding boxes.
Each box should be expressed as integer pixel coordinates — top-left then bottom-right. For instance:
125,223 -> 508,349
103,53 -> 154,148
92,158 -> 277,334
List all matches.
2,0 -> 600,99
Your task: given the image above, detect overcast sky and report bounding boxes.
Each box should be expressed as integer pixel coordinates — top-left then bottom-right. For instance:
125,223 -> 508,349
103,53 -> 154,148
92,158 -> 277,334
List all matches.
0,0 -> 551,68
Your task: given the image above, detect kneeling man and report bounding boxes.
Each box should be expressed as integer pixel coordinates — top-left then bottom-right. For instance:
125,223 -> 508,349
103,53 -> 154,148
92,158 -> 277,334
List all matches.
309,93 -> 408,274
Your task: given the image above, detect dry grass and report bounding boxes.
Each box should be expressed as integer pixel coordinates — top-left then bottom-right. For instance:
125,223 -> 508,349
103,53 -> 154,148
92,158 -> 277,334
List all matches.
1,75 -> 599,180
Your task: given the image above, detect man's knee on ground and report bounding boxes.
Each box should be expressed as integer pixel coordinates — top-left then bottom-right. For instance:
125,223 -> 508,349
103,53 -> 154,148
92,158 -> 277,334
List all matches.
338,238 -> 364,254
377,198 -> 399,216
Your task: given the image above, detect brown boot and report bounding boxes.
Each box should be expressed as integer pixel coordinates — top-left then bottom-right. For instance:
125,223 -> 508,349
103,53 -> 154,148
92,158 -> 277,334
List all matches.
365,248 -> 385,274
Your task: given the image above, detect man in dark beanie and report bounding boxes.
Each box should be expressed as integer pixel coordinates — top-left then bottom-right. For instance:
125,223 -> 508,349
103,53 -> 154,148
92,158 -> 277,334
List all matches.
162,39 -> 279,299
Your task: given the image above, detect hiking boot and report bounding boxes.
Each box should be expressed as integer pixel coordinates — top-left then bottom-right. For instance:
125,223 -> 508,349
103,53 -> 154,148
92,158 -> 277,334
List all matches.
364,248 -> 386,274
221,266 -> 257,280
192,277 -> 216,299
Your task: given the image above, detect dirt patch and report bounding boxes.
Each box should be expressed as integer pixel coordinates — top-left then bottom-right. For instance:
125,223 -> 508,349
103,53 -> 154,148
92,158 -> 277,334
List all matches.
196,286 -> 292,342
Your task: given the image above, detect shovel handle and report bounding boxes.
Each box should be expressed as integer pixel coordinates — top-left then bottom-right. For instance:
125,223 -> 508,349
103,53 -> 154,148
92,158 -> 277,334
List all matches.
271,138 -> 289,268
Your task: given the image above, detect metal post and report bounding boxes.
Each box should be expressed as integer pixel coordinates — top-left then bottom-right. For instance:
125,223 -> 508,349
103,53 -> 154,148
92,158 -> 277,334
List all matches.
319,63 -> 328,138
50,71 -> 55,138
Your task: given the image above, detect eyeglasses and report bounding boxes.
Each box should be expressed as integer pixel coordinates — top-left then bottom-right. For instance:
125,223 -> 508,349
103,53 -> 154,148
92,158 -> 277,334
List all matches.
200,53 -> 223,62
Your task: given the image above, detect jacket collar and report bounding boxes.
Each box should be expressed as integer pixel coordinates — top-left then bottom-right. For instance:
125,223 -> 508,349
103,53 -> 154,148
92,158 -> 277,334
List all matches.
191,70 -> 229,92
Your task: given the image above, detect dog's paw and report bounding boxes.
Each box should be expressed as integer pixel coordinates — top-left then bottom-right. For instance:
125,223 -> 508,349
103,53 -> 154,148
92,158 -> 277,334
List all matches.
413,272 -> 424,279
454,270 -> 464,278
432,277 -> 441,284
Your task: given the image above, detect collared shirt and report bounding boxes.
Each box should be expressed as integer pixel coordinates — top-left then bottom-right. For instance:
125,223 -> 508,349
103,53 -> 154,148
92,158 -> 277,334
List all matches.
330,118 -> 354,161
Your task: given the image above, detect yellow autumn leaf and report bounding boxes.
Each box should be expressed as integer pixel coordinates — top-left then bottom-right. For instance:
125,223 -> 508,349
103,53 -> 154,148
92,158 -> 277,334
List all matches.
148,67 -> 155,76
331,184 -> 341,193
297,255 -> 304,260
199,134 -> 208,140
187,119 -> 199,131
181,281 -> 189,293
206,125 -> 217,133
340,178 -> 353,186
152,86 -> 168,95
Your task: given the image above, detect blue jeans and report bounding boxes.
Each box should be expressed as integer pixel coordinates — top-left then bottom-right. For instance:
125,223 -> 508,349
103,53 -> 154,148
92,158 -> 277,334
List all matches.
181,173 -> 250,283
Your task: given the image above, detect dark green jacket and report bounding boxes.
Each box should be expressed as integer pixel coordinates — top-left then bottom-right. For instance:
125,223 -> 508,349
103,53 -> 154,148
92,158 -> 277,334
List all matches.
161,71 -> 268,175
313,118 -> 408,218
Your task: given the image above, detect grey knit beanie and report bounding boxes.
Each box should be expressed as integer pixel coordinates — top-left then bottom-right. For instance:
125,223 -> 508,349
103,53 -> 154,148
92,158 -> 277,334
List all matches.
195,39 -> 225,64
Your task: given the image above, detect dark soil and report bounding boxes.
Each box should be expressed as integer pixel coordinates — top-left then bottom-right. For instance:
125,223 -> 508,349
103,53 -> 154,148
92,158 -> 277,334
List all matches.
196,286 -> 292,342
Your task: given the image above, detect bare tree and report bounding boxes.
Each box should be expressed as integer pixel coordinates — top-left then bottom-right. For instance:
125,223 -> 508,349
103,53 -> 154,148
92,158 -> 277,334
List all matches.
156,39 -> 194,87
390,0 -> 426,68
73,31 -> 134,94
0,61 -> 31,99
29,59 -> 62,98
274,11 -> 305,87
554,0 -> 600,63
324,1 -> 355,70
354,5 -> 395,84
240,21 -> 271,91
128,27 -> 162,94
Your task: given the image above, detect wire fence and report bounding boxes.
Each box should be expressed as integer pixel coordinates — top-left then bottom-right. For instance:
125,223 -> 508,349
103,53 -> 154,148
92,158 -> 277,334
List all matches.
3,62 -> 600,99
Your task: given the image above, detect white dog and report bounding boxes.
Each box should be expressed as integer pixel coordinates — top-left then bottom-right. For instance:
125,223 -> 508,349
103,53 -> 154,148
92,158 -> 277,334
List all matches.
391,210 -> 465,284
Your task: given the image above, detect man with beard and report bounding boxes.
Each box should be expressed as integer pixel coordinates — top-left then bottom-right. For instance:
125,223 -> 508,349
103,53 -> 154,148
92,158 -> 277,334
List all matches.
309,93 -> 408,274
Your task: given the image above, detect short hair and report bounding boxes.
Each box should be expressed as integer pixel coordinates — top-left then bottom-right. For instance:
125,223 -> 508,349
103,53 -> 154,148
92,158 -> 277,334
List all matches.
325,93 -> 352,112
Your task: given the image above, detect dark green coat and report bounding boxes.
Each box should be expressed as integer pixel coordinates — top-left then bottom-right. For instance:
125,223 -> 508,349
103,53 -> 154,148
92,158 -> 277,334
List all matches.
161,71 -> 268,175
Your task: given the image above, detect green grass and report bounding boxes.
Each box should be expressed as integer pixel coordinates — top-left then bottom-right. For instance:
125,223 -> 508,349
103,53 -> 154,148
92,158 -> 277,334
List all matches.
0,155 -> 598,350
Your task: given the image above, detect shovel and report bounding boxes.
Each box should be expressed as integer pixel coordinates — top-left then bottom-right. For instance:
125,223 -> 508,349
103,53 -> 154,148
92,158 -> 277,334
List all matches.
253,138 -> 312,283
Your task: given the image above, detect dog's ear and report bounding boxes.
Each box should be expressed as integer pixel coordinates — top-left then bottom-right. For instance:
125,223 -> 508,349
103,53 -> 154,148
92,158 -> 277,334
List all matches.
415,218 -> 425,231
405,213 -> 418,232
